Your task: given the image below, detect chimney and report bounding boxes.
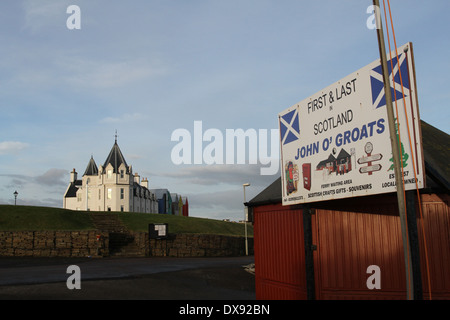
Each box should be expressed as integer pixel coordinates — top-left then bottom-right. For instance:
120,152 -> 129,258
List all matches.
141,177 -> 148,188
70,168 -> 77,183
134,172 -> 140,184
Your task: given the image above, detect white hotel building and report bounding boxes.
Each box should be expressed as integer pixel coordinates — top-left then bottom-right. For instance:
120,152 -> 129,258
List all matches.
63,138 -> 158,213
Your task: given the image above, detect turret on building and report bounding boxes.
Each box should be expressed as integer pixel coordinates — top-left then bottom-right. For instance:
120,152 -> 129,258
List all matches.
63,137 -> 159,213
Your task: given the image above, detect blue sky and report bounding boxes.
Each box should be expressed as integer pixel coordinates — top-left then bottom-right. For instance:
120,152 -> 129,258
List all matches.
0,0 -> 448,220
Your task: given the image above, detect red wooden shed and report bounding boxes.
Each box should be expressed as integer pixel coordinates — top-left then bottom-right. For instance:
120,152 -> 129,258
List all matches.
247,121 -> 449,300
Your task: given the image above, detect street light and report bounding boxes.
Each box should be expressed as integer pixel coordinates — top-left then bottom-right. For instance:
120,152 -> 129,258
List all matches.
243,183 -> 250,256
13,190 -> 18,205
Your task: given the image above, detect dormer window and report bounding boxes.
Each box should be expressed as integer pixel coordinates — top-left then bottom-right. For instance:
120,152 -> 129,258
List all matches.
120,170 -> 124,179
107,169 -> 112,179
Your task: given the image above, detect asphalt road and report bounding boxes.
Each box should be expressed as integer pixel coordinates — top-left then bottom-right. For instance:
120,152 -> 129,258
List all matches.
0,256 -> 255,300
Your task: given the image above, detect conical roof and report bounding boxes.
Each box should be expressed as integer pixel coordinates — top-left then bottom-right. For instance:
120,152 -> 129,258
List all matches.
103,140 -> 129,173
83,156 -> 98,176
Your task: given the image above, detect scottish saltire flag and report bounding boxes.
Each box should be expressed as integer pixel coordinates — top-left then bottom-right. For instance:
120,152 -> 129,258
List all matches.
279,108 -> 300,145
370,52 -> 410,109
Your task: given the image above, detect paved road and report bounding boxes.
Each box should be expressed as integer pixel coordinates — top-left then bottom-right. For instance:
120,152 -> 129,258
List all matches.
0,256 -> 255,300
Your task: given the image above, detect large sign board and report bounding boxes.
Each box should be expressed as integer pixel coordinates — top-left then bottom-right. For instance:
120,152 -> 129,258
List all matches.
279,42 -> 425,205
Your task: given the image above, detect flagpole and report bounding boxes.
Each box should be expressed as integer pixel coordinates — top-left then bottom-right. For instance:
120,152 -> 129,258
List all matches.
373,0 -> 413,300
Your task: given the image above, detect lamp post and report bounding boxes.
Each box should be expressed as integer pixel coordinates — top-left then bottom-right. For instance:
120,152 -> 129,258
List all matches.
243,183 -> 250,256
13,190 -> 18,205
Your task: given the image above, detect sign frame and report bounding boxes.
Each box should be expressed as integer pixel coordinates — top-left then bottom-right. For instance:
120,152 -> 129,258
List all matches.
148,223 -> 169,239
279,42 -> 425,206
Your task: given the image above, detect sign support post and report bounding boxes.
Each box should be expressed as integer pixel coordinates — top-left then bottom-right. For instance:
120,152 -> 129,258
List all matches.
373,0 -> 414,300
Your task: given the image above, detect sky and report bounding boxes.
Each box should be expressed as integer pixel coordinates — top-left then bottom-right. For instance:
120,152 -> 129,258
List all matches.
0,0 -> 449,221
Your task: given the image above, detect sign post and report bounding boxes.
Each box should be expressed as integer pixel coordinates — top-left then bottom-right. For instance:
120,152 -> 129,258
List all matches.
373,0 -> 413,300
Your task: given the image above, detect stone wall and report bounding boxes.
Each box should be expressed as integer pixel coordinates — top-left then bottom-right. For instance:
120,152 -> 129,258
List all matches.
137,233 -> 254,257
0,231 -> 253,258
0,231 -> 109,257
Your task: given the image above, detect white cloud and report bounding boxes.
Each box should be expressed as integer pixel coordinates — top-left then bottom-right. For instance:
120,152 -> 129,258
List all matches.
0,195 -> 62,208
0,168 -> 68,187
60,58 -> 168,89
1,56 -> 169,113
184,187 -> 261,221
22,0 -> 69,33
0,141 -> 29,155
161,164 -> 275,187
99,112 -> 148,124
5,55 -> 167,94
34,168 -> 67,186
126,154 -> 143,160
0,168 -> 68,207
188,189 -> 242,210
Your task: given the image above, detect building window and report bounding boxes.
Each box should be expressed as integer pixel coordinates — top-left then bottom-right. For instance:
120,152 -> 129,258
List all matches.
107,188 -> 112,199
107,169 -> 112,179
98,189 -> 101,200
120,188 -> 124,199
77,193 -> 82,202
87,189 -> 91,200
120,205 -> 124,212
120,170 -> 124,179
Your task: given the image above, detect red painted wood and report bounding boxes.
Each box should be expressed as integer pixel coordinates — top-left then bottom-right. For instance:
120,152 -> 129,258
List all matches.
252,193 -> 450,300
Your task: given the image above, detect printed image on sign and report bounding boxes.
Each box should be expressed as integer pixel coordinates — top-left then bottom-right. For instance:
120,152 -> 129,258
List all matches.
279,42 -> 425,205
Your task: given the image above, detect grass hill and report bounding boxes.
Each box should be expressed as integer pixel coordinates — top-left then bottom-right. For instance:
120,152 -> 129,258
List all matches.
0,205 -> 253,237
0,205 -> 94,231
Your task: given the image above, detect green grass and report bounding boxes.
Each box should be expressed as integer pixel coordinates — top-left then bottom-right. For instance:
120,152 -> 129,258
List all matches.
117,211 -> 253,237
0,205 -> 95,231
0,205 -> 253,237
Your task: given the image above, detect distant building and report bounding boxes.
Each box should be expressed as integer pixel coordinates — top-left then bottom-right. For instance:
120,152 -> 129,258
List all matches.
63,137 -> 159,213
171,193 -> 179,215
182,197 -> 189,217
150,189 -> 172,215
